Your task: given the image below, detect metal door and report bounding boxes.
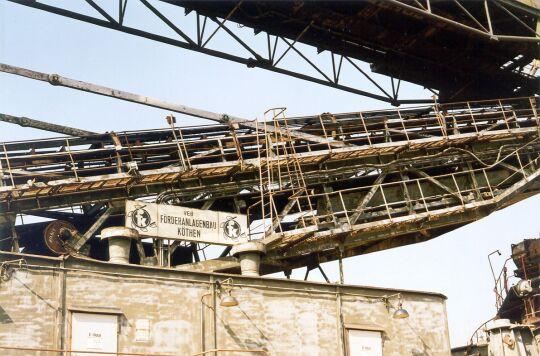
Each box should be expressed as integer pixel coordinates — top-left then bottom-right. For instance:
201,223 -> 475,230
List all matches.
71,312 -> 118,356
347,329 -> 383,356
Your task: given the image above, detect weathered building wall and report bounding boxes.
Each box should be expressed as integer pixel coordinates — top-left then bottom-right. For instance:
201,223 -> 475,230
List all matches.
0,252 -> 450,355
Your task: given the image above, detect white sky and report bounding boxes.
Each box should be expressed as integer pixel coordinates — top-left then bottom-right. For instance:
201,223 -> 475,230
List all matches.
1,0 -> 539,347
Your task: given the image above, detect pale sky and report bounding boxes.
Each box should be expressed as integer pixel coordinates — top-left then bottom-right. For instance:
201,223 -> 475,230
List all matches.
1,1 -> 539,347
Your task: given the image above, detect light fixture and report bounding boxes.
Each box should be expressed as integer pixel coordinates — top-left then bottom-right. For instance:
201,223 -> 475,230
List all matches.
393,304 -> 410,319
216,278 -> 239,308
200,278 -> 240,353
220,294 -> 239,307
384,293 -> 409,319
392,294 -> 409,319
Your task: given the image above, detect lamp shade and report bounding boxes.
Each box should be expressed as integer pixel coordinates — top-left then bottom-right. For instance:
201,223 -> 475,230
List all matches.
220,294 -> 239,307
393,306 -> 409,319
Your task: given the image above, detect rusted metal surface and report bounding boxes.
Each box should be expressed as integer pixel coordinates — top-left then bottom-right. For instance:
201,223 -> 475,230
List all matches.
0,96 -> 539,272
43,220 -> 78,255
495,238 -> 540,327
6,0 -> 538,103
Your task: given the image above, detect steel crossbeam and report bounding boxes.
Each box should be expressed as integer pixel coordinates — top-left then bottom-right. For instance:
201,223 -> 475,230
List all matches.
1,96 -> 539,272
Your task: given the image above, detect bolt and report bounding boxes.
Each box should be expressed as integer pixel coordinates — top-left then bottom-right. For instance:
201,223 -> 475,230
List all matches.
49,74 -> 60,85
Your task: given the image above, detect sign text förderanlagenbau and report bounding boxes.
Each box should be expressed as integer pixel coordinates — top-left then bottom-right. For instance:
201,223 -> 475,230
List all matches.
159,214 -> 217,230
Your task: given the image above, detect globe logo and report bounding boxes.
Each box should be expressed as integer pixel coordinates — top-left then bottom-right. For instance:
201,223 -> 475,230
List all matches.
131,207 -> 152,229
223,217 -> 241,239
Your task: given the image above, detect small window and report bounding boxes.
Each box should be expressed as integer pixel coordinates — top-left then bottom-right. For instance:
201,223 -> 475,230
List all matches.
71,312 -> 118,356
346,329 -> 383,356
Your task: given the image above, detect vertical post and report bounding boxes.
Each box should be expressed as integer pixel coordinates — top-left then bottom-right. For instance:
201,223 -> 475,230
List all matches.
483,169 -> 494,198
515,151 -> 527,179
336,284 -> 345,356
338,191 -> 351,227
177,125 -> 192,169
416,179 -> 429,212
318,115 -> 333,152
0,149 -> 17,257
255,119 -> 266,235
0,150 -> 5,188
2,143 -> 15,187
466,102 -> 480,134
467,162 -> 483,201
451,174 -> 465,206
498,100 -> 511,130
338,244 -> 345,284
0,214 -> 19,253
379,184 -> 392,220
397,109 -> 410,142
167,239 -> 171,268
65,138 -> 80,182
211,276 -> 217,356
167,115 -> 187,170
529,97 -> 539,129
9,214 -> 19,252
359,113 -> 372,147
59,257 -> 67,355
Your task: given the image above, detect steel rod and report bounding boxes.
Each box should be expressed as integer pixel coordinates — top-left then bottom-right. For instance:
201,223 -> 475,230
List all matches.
0,62 -> 347,148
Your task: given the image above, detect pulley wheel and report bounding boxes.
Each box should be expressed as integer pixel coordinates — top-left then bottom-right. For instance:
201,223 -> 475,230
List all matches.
43,220 -> 79,255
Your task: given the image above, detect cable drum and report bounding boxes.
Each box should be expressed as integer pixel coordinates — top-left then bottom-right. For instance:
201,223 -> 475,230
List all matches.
43,220 -> 79,255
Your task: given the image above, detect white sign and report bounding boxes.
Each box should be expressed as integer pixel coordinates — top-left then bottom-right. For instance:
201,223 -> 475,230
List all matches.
125,200 -> 249,245
135,319 -> 150,342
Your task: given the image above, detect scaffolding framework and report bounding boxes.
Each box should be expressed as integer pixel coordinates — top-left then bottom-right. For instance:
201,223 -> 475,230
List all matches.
1,96 -> 539,273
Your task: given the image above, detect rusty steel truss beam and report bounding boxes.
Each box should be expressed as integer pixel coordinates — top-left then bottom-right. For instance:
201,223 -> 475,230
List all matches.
1,96 -> 539,271
4,0 -> 538,103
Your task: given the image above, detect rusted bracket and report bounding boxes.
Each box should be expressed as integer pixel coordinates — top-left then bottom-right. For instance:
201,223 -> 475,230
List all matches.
66,201 -> 122,252
134,239 -> 147,261
270,194 -> 298,233
406,168 -> 463,202
350,171 -> 388,225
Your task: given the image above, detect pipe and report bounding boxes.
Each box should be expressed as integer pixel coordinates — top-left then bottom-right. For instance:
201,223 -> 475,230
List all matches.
200,292 -> 212,353
0,113 -> 95,136
0,63 -> 236,124
59,256 -> 67,352
231,241 -> 266,277
336,285 -> 345,356
0,63 -> 347,148
100,226 -> 139,264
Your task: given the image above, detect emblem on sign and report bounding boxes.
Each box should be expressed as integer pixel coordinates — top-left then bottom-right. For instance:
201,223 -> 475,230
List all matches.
127,204 -> 157,232
221,216 -> 246,241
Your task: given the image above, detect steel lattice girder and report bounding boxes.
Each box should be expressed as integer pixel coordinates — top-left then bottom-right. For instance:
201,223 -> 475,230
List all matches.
0,96 -> 539,271
4,0 -> 539,104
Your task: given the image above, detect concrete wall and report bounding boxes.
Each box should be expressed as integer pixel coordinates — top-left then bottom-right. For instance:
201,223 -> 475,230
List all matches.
0,252 -> 451,355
